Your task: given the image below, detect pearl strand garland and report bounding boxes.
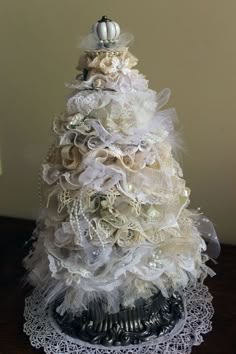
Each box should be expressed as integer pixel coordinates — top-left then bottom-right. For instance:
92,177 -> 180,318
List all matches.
68,189 -> 105,249
69,197 -> 83,244
79,188 -> 105,248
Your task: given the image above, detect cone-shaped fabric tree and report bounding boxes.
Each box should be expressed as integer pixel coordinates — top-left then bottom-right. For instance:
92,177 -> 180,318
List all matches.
24,16 -> 219,331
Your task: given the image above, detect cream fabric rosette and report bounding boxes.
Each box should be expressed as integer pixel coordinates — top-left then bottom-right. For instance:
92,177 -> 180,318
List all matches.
60,144 -> 82,170
42,145 -> 81,184
53,112 -> 86,135
43,144 -> 82,173
118,152 -> 146,172
115,228 -> 142,247
70,70 -> 148,92
87,148 -> 150,172
41,144 -> 83,207
95,218 -> 117,242
78,48 -> 138,78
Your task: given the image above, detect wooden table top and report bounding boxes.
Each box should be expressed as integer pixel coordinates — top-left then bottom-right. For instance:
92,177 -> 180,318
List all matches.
0,216 -> 235,354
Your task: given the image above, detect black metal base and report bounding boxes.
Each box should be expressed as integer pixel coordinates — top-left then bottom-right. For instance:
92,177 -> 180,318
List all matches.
53,291 -> 184,347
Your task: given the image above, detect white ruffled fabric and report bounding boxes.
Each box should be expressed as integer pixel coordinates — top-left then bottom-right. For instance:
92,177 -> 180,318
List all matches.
24,46 -> 219,317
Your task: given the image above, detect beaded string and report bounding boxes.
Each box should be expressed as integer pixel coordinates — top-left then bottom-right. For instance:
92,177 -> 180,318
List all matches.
67,189 -> 105,248
69,197 -> 83,243
79,188 -> 105,248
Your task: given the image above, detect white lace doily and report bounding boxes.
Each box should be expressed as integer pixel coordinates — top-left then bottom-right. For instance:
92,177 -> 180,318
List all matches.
23,283 -> 214,354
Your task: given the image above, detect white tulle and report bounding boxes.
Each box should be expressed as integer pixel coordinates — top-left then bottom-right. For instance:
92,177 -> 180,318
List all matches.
78,31 -> 134,50
23,283 -> 214,354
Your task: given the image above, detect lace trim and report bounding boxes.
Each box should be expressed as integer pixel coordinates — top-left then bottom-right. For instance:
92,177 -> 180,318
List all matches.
23,283 -> 214,354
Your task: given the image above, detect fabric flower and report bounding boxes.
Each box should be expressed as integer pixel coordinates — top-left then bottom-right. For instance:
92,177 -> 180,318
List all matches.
61,145 -> 81,170
77,48 -> 138,77
116,229 -> 141,247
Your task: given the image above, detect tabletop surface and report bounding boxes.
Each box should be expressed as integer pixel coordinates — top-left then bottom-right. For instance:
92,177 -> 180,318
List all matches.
0,216 -> 235,354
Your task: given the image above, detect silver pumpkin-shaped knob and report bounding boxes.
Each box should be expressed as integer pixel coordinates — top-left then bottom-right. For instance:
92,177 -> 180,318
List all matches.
93,16 -> 120,44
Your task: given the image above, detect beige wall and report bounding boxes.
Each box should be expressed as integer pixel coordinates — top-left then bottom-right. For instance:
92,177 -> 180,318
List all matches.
0,0 -> 235,244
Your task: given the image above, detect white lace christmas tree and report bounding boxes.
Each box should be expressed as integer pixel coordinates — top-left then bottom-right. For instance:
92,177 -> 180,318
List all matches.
24,16 -> 219,322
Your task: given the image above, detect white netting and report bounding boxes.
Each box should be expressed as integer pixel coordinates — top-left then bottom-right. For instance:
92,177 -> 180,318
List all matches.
23,283 -> 214,354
